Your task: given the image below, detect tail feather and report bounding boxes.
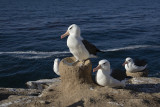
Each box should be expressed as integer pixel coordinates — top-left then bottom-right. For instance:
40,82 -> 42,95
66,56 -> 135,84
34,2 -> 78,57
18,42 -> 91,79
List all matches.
110,78 -> 126,88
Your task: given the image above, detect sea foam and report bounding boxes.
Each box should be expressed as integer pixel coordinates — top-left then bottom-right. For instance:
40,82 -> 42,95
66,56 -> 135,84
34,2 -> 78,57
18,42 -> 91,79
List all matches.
0,45 -> 159,59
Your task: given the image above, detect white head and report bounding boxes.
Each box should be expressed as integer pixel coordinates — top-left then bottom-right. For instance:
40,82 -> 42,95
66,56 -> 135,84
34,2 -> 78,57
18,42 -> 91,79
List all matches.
61,24 -> 81,39
122,57 -> 133,66
93,59 -> 110,72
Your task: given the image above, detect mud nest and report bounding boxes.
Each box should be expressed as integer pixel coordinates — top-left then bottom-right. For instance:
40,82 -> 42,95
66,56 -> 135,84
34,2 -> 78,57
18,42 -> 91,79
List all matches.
126,69 -> 149,77
59,57 -> 94,89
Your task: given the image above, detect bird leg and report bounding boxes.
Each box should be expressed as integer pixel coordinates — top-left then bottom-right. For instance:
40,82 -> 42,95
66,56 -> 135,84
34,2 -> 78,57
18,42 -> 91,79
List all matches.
80,58 -> 89,66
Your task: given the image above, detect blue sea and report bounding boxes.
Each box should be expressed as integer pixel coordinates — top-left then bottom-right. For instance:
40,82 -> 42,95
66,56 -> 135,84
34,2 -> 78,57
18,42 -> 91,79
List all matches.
0,0 -> 160,88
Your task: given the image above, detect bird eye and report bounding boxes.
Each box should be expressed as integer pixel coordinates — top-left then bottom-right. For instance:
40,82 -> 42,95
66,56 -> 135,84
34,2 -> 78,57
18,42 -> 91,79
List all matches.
103,62 -> 106,65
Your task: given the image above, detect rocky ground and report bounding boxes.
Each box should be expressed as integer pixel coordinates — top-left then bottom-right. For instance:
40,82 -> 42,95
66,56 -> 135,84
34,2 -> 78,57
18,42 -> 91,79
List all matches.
0,77 -> 160,107
0,57 -> 160,107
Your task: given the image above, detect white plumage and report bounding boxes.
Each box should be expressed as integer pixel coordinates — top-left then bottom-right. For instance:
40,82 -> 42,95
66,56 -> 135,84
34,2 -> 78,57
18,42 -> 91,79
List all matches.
53,58 -> 60,76
123,57 -> 147,73
93,59 -> 126,87
67,34 -> 90,61
61,24 -> 100,62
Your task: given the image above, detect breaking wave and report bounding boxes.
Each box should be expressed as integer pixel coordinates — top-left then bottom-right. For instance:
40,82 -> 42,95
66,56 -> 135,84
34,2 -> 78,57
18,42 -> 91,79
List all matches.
0,51 -> 70,59
102,45 -> 160,52
0,45 -> 159,59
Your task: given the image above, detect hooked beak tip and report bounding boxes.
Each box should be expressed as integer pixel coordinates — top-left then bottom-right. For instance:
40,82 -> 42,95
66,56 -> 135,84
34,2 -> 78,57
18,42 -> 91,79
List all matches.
122,62 -> 127,66
93,69 -> 96,72
93,65 -> 101,72
60,31 -> 69,39
61,35 -> 64,39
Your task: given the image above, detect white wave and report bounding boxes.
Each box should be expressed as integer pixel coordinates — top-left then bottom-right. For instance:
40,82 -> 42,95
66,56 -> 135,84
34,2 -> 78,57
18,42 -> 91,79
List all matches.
0,45 -> 159,59
102,45 -> 160,52
15,55 -> 53,59
0,51 -> 70,59
0,51 -> 70,55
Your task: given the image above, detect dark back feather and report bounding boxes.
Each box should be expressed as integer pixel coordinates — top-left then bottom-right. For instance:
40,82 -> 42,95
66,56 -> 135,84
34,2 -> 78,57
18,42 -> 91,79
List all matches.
82,39 -> 101,55
134,59 -> 147,66
110,69 -> 127,81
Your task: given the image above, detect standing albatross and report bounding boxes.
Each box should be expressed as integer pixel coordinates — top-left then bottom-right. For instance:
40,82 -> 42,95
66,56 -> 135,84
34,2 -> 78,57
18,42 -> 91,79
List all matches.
61,24 -> 101,65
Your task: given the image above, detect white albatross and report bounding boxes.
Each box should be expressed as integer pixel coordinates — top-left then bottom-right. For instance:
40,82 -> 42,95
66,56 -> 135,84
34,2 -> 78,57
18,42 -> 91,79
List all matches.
122,57 -> 147,73
53,58 -> 60,76
61,24 -> 102,65
93,59 -> 126,87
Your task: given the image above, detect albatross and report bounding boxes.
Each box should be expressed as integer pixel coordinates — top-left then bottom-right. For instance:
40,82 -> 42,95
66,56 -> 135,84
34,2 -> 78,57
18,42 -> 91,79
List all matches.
53,58 -> 60,76
93,59 -> 126,87
61,24 -> 101,65
122,57 -> 147,73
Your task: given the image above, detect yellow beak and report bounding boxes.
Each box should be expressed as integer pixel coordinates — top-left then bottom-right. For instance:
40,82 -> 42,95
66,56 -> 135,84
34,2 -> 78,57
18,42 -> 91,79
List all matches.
93,65 -> 101,72
122,61 -> 128,66
61,30 -> 69,39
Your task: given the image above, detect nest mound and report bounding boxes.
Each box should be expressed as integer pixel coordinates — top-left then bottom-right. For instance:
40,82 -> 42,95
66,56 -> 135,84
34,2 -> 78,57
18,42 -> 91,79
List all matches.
126,69 -> 148,77
59,57 -> 93,85
54,57 -> 95,106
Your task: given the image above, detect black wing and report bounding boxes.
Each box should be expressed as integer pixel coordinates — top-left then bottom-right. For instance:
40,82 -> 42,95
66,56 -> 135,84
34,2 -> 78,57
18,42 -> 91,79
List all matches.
134,59 -> 147,66
110,69 -> 127,81
82,39 -> 101,55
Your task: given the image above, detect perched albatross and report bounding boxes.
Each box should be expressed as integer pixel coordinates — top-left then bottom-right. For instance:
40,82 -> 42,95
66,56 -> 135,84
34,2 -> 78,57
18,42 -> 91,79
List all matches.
61,24 -> 101,65
93,59 -> 126,87
122,57 -> 147,73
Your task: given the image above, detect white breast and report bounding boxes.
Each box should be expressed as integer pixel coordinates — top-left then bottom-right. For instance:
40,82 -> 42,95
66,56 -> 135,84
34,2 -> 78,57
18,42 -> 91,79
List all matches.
96,69 -> 125,87
67,36 -> 89,61
96,70 -> 110,86
125,63 -> 133,72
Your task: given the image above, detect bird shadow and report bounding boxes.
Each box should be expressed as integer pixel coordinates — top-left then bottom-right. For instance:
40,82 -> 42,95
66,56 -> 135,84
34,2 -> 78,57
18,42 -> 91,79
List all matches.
0,94 -> 12,101
125,83 -> 160,93
67,100 -> 84,107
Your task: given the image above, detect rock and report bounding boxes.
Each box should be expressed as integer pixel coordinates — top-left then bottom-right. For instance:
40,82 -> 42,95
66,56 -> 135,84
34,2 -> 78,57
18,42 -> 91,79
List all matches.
130,77 -> 160,84
0,88 -> 40,101
126,77 -> 160,93
0,77 -> 160,107
126,69 -> 148,77
26,78 -> 60,90
0,95 -> 35,107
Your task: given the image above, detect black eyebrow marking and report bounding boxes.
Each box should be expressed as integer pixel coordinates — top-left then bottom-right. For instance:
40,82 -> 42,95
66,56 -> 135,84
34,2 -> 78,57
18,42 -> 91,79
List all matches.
69,26 -> 73,30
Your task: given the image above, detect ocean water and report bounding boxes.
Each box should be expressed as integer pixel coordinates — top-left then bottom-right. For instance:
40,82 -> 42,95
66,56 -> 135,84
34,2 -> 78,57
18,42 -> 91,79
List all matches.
0,0 -> 160,88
